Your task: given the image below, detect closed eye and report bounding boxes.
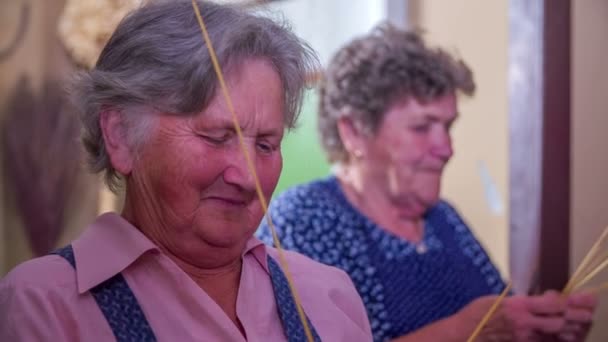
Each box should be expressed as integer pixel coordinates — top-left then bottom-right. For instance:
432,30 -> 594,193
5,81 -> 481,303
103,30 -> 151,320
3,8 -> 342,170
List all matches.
257,141 -> 278,154
199,133 -> 231,145
411,124 -> 431,134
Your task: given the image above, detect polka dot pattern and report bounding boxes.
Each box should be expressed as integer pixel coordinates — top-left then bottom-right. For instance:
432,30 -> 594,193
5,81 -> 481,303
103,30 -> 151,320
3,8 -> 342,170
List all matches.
257,176 -> 506,341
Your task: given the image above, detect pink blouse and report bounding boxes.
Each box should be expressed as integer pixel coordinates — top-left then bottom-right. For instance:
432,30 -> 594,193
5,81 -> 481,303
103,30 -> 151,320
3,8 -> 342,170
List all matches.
0,213 -> 372,341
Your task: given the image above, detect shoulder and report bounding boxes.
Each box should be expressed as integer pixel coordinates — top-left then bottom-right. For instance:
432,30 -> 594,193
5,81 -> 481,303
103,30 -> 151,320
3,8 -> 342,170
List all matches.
429,199 -> 474,234
265,246 -> 372,337
431,199 -> 463,219
0,254 -> 78,311
430,200 -> 506,292
266,245 -> 348,281
258,177 -> 347,243
428,199 -> 487,249
269,177 -> 342,213
265,246 -> 360,301
1,254 -> 76,290
0,255 -> 80,339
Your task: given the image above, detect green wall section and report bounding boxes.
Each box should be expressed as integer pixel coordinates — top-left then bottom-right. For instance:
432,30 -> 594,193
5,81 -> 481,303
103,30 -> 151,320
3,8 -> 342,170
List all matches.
274,90 -> 330,196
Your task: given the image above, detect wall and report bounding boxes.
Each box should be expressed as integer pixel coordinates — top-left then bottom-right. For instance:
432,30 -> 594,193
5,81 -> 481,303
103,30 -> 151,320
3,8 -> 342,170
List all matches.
571,0 -> 608,340
410,0 -> 510,276
260,0 -> 391,195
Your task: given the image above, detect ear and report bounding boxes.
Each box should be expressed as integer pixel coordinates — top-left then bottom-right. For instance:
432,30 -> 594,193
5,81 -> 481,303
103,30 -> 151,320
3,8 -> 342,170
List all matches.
99,109 -> 134,176
337,116 -> 367,159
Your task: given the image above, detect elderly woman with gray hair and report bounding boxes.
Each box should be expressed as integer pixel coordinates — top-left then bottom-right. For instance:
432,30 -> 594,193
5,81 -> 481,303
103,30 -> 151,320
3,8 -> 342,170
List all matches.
0,1 -> 372,341
258,25 -> 598,341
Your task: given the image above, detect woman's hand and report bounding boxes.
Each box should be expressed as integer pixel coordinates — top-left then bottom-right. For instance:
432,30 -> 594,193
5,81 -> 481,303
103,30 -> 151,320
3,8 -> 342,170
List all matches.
460,291 -> 568,341
557,291 -> 598,342
392,290 -> 598,342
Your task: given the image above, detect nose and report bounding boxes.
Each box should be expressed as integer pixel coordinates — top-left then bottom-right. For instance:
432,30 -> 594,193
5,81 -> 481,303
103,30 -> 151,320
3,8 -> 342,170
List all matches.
432,129 -> 453,161
223,143 -> 256,190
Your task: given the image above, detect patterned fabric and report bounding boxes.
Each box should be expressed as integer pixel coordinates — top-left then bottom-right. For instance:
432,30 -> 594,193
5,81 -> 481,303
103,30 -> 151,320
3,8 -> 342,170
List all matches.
257,176 -> 507,342
267,256 -> 322,342
53,245 -> 321,342
52,245 -> 157,342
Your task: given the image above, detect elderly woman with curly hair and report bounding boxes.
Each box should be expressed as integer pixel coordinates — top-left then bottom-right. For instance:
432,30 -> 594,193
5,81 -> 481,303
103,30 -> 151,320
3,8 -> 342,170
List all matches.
0,1 -> 373,341
258,26 -> 597,341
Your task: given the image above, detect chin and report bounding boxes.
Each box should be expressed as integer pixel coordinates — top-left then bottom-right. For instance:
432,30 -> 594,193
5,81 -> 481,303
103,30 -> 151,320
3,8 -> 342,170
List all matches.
422,193 -> 441,206
420,183 -> 442,204
202,231 -> 251,249
193,219 -> 255,248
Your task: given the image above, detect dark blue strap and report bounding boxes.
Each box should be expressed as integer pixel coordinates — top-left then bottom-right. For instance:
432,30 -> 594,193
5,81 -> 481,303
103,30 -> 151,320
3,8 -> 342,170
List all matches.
52,245 -> 157,342
53,245 -> 320,341
267,256 -> 322,342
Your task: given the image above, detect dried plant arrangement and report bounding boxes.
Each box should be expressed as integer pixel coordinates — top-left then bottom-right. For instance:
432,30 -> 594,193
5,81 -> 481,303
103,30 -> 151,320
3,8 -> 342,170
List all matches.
2,77 -> 81,255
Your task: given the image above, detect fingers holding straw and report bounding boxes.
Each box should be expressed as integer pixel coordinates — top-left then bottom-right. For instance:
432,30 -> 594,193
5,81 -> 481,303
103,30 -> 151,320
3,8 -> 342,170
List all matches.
468,225 -> 607,342
564,225 -> 608,294
467,282 -> 512,342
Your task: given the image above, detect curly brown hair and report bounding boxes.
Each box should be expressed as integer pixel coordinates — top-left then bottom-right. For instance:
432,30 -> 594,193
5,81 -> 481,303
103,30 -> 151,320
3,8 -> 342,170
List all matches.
318,24 -> 475,163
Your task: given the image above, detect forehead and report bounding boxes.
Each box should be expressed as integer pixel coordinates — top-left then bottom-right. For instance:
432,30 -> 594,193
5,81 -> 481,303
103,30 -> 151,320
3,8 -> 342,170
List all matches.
386,94 -> 458,121
193,59 -> 285,129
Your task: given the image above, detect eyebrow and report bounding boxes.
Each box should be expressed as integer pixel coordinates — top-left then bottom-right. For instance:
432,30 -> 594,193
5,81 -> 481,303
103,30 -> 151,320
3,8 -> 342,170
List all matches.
256,127 -> 284,138
199,118 -> 283,138
419,112 -> 459,122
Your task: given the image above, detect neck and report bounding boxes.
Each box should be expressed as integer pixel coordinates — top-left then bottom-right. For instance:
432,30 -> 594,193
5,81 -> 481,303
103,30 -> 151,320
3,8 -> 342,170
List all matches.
121,182 -> 246,269
335,164 -> 425,243
122,194 -> 245,335
159,230 -> 244,335
172,251 -> 244,336
172,252 -> 243,308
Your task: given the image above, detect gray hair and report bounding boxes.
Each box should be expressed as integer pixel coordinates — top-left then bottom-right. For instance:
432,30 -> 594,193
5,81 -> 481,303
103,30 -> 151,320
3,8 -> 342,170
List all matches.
72,0 -> 319,192
318,24 -> 475,163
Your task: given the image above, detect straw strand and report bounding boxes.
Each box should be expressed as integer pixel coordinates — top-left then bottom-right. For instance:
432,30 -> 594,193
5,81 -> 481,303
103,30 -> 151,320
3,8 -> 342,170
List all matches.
467,282 -> 512,342
190,2 -> 314,341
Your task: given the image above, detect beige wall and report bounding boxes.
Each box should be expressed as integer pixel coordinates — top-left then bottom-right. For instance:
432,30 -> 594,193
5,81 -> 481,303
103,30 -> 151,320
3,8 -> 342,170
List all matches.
414,2 -> 608,338
411,0 -> 510,276
571,1 -> 608,340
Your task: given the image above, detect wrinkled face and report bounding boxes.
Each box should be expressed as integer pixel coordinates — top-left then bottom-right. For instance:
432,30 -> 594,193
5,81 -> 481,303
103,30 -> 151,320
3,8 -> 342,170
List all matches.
360,94 -> 457,218
130,58 -> 284,255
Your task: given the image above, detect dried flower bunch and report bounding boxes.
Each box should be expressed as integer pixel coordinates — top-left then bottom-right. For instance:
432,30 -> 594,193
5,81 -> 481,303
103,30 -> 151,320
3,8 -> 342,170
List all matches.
2,78 -> 81,255
58,0 -> 144,68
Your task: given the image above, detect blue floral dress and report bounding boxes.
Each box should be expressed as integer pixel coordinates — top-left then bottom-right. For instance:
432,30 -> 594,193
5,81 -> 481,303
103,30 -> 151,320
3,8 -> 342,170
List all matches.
257,176 -> 507,341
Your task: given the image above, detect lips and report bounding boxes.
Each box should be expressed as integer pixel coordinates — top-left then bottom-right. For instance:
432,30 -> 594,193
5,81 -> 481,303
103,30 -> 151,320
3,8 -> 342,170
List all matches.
408,161 -> 445,173
205,196 -> 248,206
410,167 -> 443,174
200,184 -> 256,207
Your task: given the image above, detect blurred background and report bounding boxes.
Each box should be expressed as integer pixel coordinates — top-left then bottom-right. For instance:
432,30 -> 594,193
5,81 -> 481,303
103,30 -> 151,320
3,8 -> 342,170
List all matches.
0,0 -> 606,339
